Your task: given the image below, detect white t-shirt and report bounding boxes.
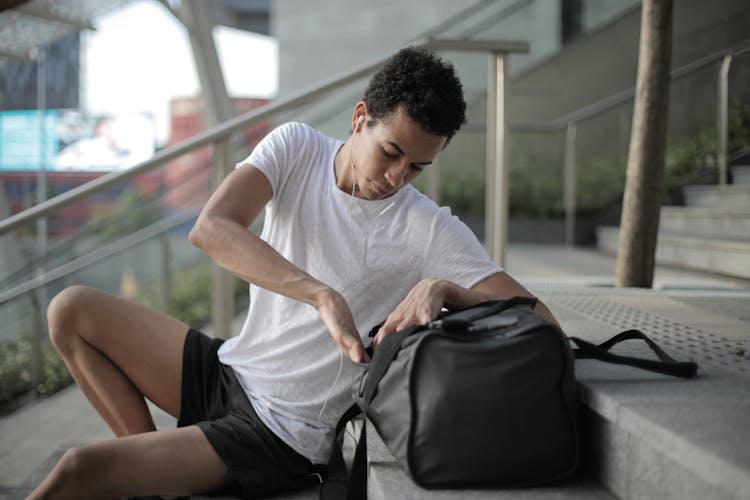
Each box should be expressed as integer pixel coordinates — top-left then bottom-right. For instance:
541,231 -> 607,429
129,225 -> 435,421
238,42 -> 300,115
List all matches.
217,122 -> 501,463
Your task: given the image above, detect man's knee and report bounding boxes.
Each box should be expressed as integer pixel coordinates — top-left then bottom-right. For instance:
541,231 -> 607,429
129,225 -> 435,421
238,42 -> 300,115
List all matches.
53,446 -> 86,492
47,285 -> 96,349
53,445 -> 106,497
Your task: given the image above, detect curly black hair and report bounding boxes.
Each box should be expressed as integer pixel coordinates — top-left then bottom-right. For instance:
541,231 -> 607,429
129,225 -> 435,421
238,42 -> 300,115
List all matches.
363,46 -> 466,142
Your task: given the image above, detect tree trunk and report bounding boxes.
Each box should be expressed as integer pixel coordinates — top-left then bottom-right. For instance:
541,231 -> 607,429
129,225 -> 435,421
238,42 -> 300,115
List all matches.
615,0 -> 673,288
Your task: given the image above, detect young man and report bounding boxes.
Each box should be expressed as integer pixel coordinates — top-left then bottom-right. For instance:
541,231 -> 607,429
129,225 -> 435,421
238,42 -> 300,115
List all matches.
29,47 -> 557,499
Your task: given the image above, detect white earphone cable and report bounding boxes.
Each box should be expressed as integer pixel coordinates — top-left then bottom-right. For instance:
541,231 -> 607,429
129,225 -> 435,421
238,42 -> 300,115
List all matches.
320,124 -> 359,424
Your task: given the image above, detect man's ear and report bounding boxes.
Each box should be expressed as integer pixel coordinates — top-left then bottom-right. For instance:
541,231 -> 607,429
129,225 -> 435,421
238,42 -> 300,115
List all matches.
352,101 -> 369,132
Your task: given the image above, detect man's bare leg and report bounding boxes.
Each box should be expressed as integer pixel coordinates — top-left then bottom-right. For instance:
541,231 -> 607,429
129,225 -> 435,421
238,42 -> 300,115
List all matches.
46,285 -> 189,435
25,284 -> 228,497
27,425 -> 228,499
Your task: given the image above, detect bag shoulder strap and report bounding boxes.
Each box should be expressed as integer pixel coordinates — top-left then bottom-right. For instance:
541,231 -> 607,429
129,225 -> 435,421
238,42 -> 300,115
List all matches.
570,329 -> 698,378
360,325 -> 419,406
320,403 -> 367,500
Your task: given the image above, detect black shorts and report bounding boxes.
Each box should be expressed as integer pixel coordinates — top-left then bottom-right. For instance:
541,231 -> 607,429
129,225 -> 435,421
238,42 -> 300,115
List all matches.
178,329 -> 324,498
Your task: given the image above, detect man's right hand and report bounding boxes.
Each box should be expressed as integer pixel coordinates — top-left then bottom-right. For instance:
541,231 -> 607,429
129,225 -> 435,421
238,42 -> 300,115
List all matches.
316,290 -> 368,363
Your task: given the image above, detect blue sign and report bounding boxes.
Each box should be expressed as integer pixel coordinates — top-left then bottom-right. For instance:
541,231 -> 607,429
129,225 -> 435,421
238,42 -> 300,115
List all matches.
0,110 -> 60,171
0,110 -> 154,172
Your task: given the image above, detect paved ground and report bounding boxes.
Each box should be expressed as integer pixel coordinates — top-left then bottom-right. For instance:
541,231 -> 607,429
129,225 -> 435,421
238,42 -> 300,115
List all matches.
2,244 -> 748,499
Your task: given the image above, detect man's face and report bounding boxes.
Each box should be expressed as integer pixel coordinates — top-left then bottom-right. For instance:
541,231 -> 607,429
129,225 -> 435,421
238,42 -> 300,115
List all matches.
351,107 -> 447,200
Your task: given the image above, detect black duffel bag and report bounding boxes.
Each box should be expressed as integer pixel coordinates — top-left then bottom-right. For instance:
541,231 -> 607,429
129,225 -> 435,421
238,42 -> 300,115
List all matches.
321,296 -> 697,499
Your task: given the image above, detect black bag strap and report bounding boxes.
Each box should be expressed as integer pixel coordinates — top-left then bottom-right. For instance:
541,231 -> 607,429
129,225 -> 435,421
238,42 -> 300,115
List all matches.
570,329 -> 698,378
360,325 -> 420,406
320,403 -> 367,500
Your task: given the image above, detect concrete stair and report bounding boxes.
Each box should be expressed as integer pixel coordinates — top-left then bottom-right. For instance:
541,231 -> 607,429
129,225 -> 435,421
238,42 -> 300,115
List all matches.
597,164 -> 750,279
659,206 -> 750,240
682,184 -> 750,209
597,228 -> 750,279
732,165 -> 750,184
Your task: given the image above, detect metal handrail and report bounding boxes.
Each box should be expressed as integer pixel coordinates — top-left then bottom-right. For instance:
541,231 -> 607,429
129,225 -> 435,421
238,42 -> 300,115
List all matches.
0,210 -> 197,304
511,37 -> 750,133
0,37 -> 527,237
0,51 -> 387,236
510,36 -> 750,245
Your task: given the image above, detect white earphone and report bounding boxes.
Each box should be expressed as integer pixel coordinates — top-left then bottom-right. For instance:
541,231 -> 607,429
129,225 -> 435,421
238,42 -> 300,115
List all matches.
321,114 -> 364,424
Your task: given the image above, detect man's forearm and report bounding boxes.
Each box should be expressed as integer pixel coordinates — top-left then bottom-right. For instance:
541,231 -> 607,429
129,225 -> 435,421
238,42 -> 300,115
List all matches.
439,279 -> 560,328
189,215 -> 332,308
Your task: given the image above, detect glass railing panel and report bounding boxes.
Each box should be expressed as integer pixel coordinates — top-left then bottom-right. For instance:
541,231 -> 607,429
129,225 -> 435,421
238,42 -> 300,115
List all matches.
572,99 -> 631,244
0,103 -> 289,408
506,130 -> 565,242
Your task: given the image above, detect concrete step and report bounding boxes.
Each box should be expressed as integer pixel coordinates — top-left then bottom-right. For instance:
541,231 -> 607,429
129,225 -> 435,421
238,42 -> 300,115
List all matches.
732,165 -> 750,185
660,206 -> 750,241
596,226 -> 750,279
575,358 -> 750,500
543,292 -> 750,500
682,184 -> 750,209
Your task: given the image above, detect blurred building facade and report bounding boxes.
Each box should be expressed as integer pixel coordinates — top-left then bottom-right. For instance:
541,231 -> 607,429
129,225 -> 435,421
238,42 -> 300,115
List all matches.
0,0 -> 273,236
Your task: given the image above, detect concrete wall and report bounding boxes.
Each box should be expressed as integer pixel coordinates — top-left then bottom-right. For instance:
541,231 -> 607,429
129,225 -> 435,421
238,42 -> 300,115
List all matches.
272,0 -> 470,97
511,0 -> 750,123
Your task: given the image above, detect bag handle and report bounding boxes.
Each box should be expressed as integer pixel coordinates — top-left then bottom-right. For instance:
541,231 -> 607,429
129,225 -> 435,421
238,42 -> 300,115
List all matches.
570,329 -> 698,378
360,296 -> 539,406
365,296 -> 539,338
439,296 -> 538,324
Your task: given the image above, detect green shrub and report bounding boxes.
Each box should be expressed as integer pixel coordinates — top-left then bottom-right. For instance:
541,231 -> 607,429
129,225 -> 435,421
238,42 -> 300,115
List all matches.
0,339 -> 72,413
440,172 -> 486,217
89,188 -> 164,242
137,260 -> 249,329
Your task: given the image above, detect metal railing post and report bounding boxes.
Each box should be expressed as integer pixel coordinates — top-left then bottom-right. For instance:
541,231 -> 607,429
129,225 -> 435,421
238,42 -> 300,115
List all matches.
492,52 -> 510,267
564,122 -> 578,246
160,234 -> 172,315
212,139 -> 234,339
34,47 -> 48,277
30,291 -> 43,393
485,54 -> 497,257
718,53 -> 732,187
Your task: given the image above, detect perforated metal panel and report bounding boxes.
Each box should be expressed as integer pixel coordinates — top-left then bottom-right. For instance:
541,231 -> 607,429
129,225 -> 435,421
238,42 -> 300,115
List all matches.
0,0 -> 130,64
523,281 -> 750,375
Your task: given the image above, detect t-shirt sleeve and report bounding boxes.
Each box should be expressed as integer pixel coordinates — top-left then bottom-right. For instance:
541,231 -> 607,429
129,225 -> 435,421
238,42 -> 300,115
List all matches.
421,206 -> 502,289
235,122 -> 300,199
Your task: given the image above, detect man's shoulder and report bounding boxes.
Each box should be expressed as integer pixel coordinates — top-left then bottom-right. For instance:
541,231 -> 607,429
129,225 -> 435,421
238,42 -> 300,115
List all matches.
271,121 -> 333,145
401,187 -> 452,221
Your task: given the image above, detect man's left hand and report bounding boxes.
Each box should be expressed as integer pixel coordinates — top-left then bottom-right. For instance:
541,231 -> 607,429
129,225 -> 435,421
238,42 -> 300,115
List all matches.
372,278 -> 446,349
